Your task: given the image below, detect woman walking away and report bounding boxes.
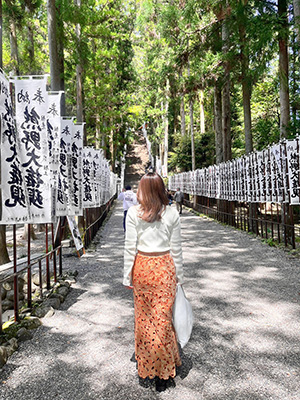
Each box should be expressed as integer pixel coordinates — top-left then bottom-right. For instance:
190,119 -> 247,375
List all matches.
123,172 -> 184,392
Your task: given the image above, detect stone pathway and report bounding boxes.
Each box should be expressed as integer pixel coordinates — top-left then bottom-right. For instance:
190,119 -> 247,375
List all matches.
0,202 -> 300,400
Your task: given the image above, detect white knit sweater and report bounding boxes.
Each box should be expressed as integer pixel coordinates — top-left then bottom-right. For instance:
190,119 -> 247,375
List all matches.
123,205 -> 184,286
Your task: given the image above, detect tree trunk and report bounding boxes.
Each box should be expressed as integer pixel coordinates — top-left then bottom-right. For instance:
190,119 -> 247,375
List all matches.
238,3 -> 253,154
0,226 -> 10,265
163,97 -> 169,175
199,89 -> 205,134
214,82 -> 223,164
222,20 -> 232,161
95,114 -> 101,149
27,24 -> 35,73
9,18 -> 19,75
75,0 -> 85,234
22,224 -> 37,240
291,34 -> 297,123
25,6 -> 35,74
278,0 -> 290,138
76,65 -> 83,119
75,0 -> 84,123
242,78 -> 253,154
190,98 -> 195,170
109,117 -> 114,168
278,1 -> 292,242
187,49 -> 195,171
102,119 -> 107,154
57,0 -> 66,114
47,0 -> 60,90
179,69 -> 186,136
293,0 -> 300,43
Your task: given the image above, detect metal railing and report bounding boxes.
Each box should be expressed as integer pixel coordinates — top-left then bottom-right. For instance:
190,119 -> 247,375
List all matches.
183,195 -> 298,249
0,228 -> 62,333
0,196 -> 116,333
83,195 -> 116,248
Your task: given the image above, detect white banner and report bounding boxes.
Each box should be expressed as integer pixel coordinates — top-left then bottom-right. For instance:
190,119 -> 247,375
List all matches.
0,73 -> 29,224
13,76 -> 52,223
286,139 -> 300,205
270,144 -> 284,203
104,161 -> 110,203
265,149 -> 272,202
100,156 -> 106,205
1,74 -> 116,225
170,140 -> 299,206
245,156 -> 251,202
219,164 -> 224,199
270,145 -> 278,203
46,91 -> 63,220
69,123 -> 84,215
232,160 -> 237,201
67,216 -> 84,251
82,147 -> 95,208
56,117 -> 74,216
91,149 -> 101,208
228,162 -> 233,201
251,153 -> 257,203
281,144 -> 289,203
256,151 -> 265,203
47,92 -> 62,181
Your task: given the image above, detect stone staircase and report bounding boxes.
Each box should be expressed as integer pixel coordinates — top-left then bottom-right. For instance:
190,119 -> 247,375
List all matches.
124,132 -> 150,190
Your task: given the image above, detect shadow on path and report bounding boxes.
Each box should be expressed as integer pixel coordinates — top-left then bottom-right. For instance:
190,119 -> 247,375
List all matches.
0,204 -> 299,400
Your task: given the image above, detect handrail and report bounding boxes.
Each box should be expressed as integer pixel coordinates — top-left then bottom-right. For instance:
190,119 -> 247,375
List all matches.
82,195 -> 115,248
0,243 -> 62,334
184,196 -> 297,249
1,197 -> 116,334
82,206 -> 110,242
0,245 -> 62,285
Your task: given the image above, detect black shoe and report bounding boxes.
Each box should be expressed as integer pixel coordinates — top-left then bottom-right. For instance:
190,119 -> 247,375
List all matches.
139,376 -> 153,388
166,377 -> 176,389
155,377 -> 167,392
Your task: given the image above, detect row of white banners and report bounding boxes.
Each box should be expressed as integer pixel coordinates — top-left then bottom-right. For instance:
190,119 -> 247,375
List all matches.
169,140 -> 300,205
0,73 -> 117,224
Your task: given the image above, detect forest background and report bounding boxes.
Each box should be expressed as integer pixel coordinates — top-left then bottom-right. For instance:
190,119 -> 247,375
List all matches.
0,0 -> 300,263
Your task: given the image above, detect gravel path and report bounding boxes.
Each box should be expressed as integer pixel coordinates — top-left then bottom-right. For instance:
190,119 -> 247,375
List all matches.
0,202 -> 299,400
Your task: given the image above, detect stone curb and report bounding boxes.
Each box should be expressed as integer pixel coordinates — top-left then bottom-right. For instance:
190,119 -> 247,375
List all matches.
0,270 -> 78,368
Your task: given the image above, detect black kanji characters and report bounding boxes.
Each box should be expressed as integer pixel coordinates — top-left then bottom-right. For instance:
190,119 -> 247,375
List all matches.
33,88 -> 45,104
22,148 -> 42,168
47,102 -> 59,116
17,89 -> 30,104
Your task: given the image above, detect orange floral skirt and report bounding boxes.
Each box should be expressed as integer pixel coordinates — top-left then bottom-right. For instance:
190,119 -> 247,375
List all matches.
132,253 -> 181,380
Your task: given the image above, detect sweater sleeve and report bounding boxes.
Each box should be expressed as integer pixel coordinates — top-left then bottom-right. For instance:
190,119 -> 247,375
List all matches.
123,207 -> 138,286
170,212 -> 184,284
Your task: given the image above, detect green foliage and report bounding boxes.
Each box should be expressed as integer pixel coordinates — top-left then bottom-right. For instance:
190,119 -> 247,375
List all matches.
169,132 -> 215,172
3,0 -> 48,74
2,0 -> 300,173
251,73 -> 281,150
2,0 -> 138,168
263,237 -> 277,247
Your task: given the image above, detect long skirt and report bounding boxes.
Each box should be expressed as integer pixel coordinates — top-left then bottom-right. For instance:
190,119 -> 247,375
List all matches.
132,253 -> 182,380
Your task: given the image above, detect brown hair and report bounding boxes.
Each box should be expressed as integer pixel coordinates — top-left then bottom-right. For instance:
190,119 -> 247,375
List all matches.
137,172 -> 169,222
